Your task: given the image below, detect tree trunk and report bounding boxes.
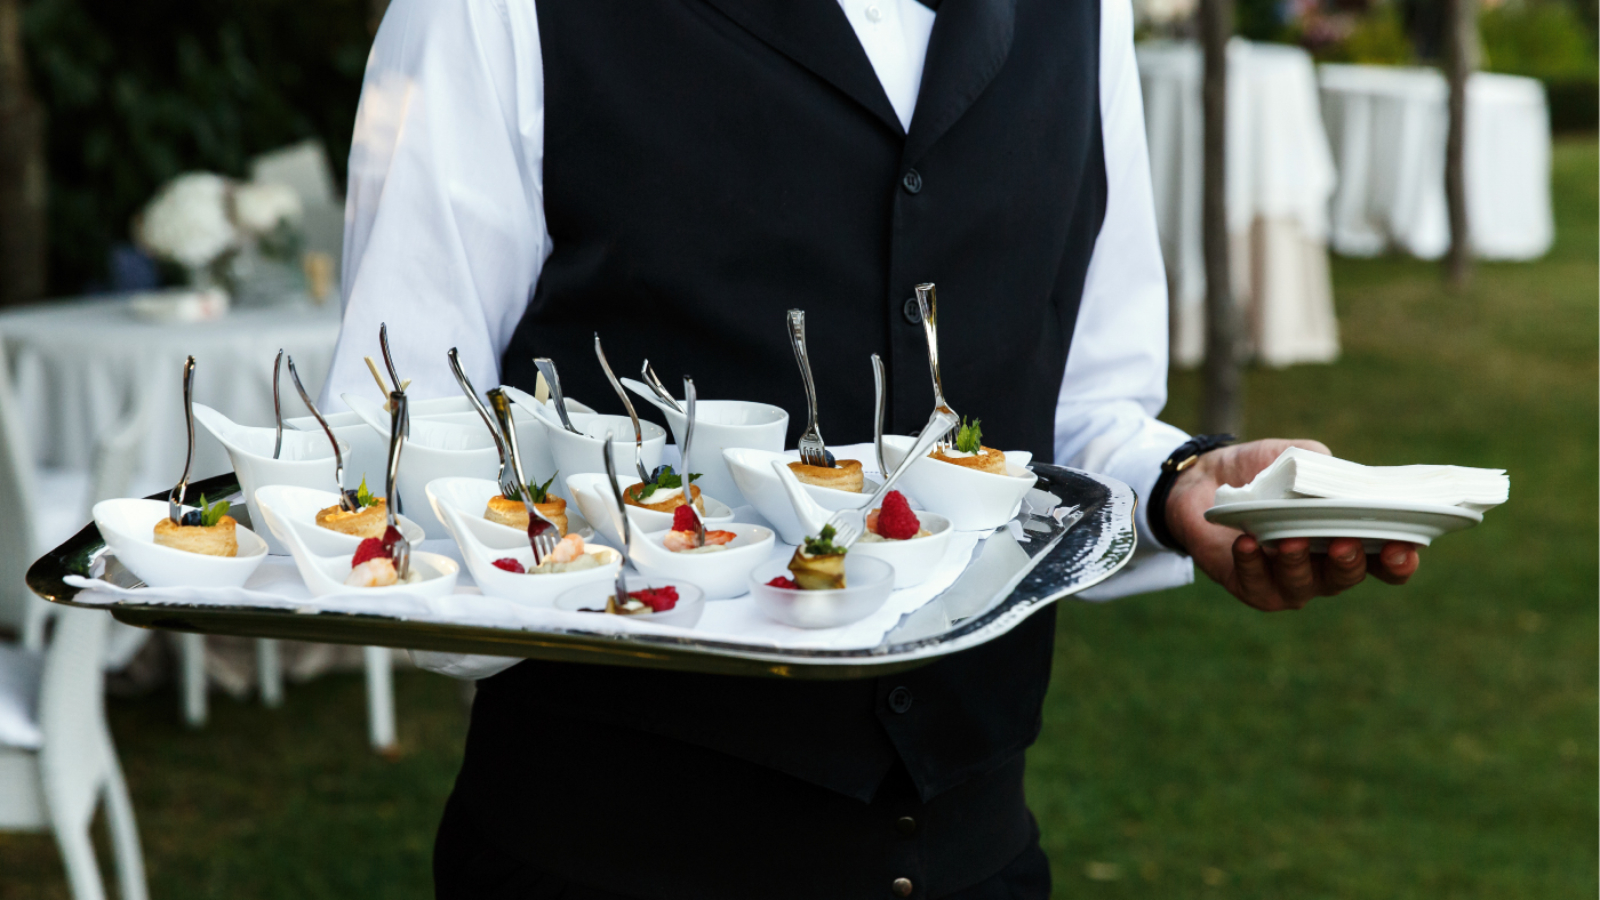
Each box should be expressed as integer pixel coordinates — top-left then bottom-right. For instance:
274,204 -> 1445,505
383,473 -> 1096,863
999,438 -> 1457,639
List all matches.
1200,0 -> 1242,435
0,0 -> 47,306
1444,0 -> 1477,288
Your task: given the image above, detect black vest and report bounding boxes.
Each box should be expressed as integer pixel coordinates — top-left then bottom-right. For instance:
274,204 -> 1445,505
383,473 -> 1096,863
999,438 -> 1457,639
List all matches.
466,0 -> 1107,895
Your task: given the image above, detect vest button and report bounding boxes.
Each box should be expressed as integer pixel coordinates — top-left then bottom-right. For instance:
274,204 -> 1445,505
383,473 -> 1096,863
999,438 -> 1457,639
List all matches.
888,686 -> 913,713
896,815 -> 917,835
902,296 -> 922,324
892,877 -> 914,896
901,169 -> 923,194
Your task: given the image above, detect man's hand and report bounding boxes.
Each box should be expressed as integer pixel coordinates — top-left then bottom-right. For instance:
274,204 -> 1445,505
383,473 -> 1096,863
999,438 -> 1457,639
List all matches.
1164,439 -> 1421,611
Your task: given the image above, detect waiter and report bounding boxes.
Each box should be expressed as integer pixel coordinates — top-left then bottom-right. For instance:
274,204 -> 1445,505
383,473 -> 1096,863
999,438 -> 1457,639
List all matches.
323,0 -> 1422,896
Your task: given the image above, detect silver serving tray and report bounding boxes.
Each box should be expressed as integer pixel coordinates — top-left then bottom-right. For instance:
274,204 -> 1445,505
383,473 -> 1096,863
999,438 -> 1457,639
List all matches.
27,464 -> 1135,680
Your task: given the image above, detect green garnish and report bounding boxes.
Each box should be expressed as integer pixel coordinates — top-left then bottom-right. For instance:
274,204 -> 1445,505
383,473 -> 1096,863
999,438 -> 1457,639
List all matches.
802,524 -> 846,557
954,417 -> 983,454
629,466 -> 701,503
355,476 -> 379,509
505,472 -> 559,504
198,494 -> 231,528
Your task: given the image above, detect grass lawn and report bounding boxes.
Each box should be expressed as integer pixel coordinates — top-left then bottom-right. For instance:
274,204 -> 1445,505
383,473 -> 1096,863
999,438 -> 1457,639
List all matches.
2,139 -> 1594,900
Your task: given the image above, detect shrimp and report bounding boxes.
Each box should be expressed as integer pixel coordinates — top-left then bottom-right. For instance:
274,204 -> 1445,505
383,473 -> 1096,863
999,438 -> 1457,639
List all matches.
546,533 -> 587,564
664,529 -> 738,552
345,557 -> 398,587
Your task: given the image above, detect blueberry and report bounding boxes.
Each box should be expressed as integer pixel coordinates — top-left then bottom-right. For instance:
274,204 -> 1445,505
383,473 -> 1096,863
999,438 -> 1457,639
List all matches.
180,510 -> 202,527
648,465 -> 670,484
823,449 -> 837,467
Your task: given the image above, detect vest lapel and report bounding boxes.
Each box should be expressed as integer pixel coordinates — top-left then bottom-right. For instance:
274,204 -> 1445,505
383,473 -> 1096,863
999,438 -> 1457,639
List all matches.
698,0 -> 905,135
903,0 -> 1018,163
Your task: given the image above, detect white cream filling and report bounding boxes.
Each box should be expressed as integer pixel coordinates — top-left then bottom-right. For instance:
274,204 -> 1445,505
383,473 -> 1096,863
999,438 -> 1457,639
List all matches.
529,552 -> 604,575
675,544 -> 728,555
632,486 -> 684,505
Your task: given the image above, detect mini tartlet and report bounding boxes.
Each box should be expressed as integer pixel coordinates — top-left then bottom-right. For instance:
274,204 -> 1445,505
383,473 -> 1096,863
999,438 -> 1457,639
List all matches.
152,495 -> 238,557
778,524 -> 848,591
316,478 -> 388,538
483,474 -> 568,536
623,465 -> 705,513
788,458 -> 864,493
929,418 -> 1007,475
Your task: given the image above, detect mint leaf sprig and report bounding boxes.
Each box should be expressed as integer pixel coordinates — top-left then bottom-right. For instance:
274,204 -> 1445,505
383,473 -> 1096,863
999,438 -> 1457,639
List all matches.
505,472 -> 559,504
802,524 -> 846,557
198,494 -> 231,528
954,417 -> 983,454
630,465 -> 701,503
355,476 -> 380,509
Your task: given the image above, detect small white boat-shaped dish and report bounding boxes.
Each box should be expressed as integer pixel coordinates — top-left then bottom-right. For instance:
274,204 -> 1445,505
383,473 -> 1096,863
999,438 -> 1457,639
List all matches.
629,522 -> 777,600
746,555 -> 895,629
564,472 -> 735,548
620,378 -> 789,508
1204,499 -> 1480,553
94,498 -> 268,589
723,447 -> 881,544
257,498 -> 459,601
554,577 -> 706,629
194,403 -> 350,556
423,476 -> 593,546
434,497 -> 622,606
538,411 -> 668,490
343,392 -> 500,539
879,435 -> 1038,532
252,485 -> 425,558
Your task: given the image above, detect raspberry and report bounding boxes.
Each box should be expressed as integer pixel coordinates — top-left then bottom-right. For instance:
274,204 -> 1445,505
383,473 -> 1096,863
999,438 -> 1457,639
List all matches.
492,557 -> 526,574
629,586 -> 679,612
875,490 -> 920,540
351,537 -> 388,568
380,525 -> 405,558
766,576 -> 798,590
671,504 -> 698,532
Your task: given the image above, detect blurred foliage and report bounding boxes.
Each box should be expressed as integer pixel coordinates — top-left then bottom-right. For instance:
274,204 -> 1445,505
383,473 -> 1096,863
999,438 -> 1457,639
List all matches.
22,0 -> 371,294
1481,0 -> 1597,80
1314,3 -> 1419,64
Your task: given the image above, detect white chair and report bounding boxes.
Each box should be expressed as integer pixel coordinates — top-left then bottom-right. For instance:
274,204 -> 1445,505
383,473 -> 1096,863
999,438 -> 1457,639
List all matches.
0,605 -> 149,900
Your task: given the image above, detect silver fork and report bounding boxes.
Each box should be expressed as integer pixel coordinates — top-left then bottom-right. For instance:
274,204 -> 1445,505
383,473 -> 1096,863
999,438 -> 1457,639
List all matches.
913,283 -> 959,450
601,433 -> 635,608
593,334 -> 653,485
640,360 -> 683,413
824,408 -> 957,549
287,354 -> 359,512
871,353 -> 888,479
384,391 -> 412,579
167,356 -> 197,524
533,357 -> 583,434
787,309 -> 831,468
271,349 -> 285,460
676,378 -> 706,547
447,348 -> 518,499
489,388 -> 561,564
378,323 -> 409,438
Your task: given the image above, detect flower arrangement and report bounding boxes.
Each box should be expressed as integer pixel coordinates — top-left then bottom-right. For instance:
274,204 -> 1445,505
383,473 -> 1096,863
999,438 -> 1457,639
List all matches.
134,172 -> 306,299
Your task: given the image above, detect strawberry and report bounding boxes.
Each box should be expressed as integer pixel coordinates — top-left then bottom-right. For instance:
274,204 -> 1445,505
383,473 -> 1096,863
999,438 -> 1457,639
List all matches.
671,504 -> 698,532
766,576 -> 799,590
351,537 -> 388,568
629,586 -> 679,612
875,490 -> 920,540
492,557 -> 526,574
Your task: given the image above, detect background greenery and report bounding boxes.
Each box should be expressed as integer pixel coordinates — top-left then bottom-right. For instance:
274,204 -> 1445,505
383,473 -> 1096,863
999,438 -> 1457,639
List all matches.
1,138 -> 1593,900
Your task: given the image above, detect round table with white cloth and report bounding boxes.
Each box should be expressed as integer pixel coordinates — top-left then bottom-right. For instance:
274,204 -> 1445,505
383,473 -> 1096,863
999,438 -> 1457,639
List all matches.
0,296 -> 342,497
1318,64 -> 1554,261
1138,39 -> 1342,368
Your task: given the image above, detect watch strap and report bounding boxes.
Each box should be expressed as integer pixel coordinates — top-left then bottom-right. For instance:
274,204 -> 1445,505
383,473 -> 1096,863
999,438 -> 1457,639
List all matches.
1148,433 -> 1235,555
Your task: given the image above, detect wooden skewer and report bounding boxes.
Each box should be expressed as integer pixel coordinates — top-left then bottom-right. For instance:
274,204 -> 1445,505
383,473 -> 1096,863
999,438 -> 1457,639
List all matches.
534,371 -> 551,405
365,356 -> 411,410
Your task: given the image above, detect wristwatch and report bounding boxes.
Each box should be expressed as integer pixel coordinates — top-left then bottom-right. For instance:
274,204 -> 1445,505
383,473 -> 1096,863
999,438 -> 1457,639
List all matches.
1147,433 -> 1235,555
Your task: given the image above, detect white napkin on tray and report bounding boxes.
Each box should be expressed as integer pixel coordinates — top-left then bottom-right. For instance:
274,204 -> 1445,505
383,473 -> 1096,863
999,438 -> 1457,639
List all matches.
1213,446 -> 1509,512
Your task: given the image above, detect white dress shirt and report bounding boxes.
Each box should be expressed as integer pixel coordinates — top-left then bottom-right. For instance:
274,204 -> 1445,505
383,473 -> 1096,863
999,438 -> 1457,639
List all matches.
330,0 -> 1196,601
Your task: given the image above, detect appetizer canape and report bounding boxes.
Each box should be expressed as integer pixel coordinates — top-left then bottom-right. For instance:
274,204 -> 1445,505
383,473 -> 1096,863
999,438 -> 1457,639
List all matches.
483,473 -> 568,536
316,477 -> 388,538
152,495 -> 238,557
858,490 -> 931,542
490,534 -> 607,575
604,585 -> 681,616
344,528 -> 414,587
787,458 -> 864,492
624,465 -> 705,513
780,524 -> 848,590
663,505 -> 737,553
929,418 -> 1007,475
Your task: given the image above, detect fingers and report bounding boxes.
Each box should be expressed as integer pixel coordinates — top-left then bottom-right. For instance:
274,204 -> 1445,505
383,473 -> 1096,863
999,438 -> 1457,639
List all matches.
1287,438 -> 1332,456
1320,537 -> 1368,594
1370,542 -> 1419,585
1230,535 -> 1287,611
1269,538 -> 1317,608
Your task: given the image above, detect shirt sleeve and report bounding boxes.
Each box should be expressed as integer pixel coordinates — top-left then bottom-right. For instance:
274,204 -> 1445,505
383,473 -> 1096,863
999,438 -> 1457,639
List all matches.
322,0 -> 548,408
1054,0 -> 1194,597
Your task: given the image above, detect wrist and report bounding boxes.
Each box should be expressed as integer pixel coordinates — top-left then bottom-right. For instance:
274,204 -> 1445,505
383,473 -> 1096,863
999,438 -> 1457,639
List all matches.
1147,434 -> 1235,555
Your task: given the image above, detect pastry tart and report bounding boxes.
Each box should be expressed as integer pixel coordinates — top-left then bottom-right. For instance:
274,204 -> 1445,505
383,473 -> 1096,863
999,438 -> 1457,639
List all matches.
484,494 -> 569,536
787,458 -> 864,493
316,498 -> 388,538
153,516 -> 239,557
930,445 -> 1009,475
786,524 -> 848,590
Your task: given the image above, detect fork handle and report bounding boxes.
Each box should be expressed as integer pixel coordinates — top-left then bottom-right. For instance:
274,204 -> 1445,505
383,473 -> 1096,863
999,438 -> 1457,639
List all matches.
385,391 -> 407,529
913,284 -> 949,412
836,408 -> 957,548
787,310 -> 822,437
168,356 -> 198,522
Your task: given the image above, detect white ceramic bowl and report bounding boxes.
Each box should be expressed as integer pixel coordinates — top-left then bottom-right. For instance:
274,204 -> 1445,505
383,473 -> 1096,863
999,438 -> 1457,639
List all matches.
722,447 -> 881,544
848,511 -> 955,589
424,476 -> 593,545
879,435 -> 1038,532
194,403 -> 351,556
287,396 -> 479,499
499,386 -> 597,496
290,547 -> 460,601
554,577 -> 706,629
540,411 -> 668,492
621,378 -> 789,508
433,497 -> 622,606
342,392 -> 502,539
564,471 -> 735,548
94,498 -> 268,589
628,522 -> 777,600
746,555 -> 895,629
252,484 -> 425,558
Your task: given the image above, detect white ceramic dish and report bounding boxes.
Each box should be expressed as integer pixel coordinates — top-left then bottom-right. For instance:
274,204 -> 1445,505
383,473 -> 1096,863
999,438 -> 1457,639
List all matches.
746,555 -> 895,629
722,447 -> 882,544
628,522 -> 777,600
1204,499 -> 1482,552
194,403 -> 351,556
879,435 -> 1037,532
537,410 -> 668,492
252,484 -> 425,558
433,495 -> 622,606
343,392 -> 501,539
255,497 -> 459,601
94,498 -> 268,589
424,476 -> 593,545
620,378 -> 789,508
564,471 -> 735,548
288,396 -> 480,497
500,386 -> 601,499
554,577 -> 706,629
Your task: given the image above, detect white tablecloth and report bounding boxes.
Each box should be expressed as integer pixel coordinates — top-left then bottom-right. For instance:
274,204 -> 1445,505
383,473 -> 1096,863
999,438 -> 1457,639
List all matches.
1139,39 -> 1341,368
1318,65 -> 1553,260
0,297 -> 342,494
